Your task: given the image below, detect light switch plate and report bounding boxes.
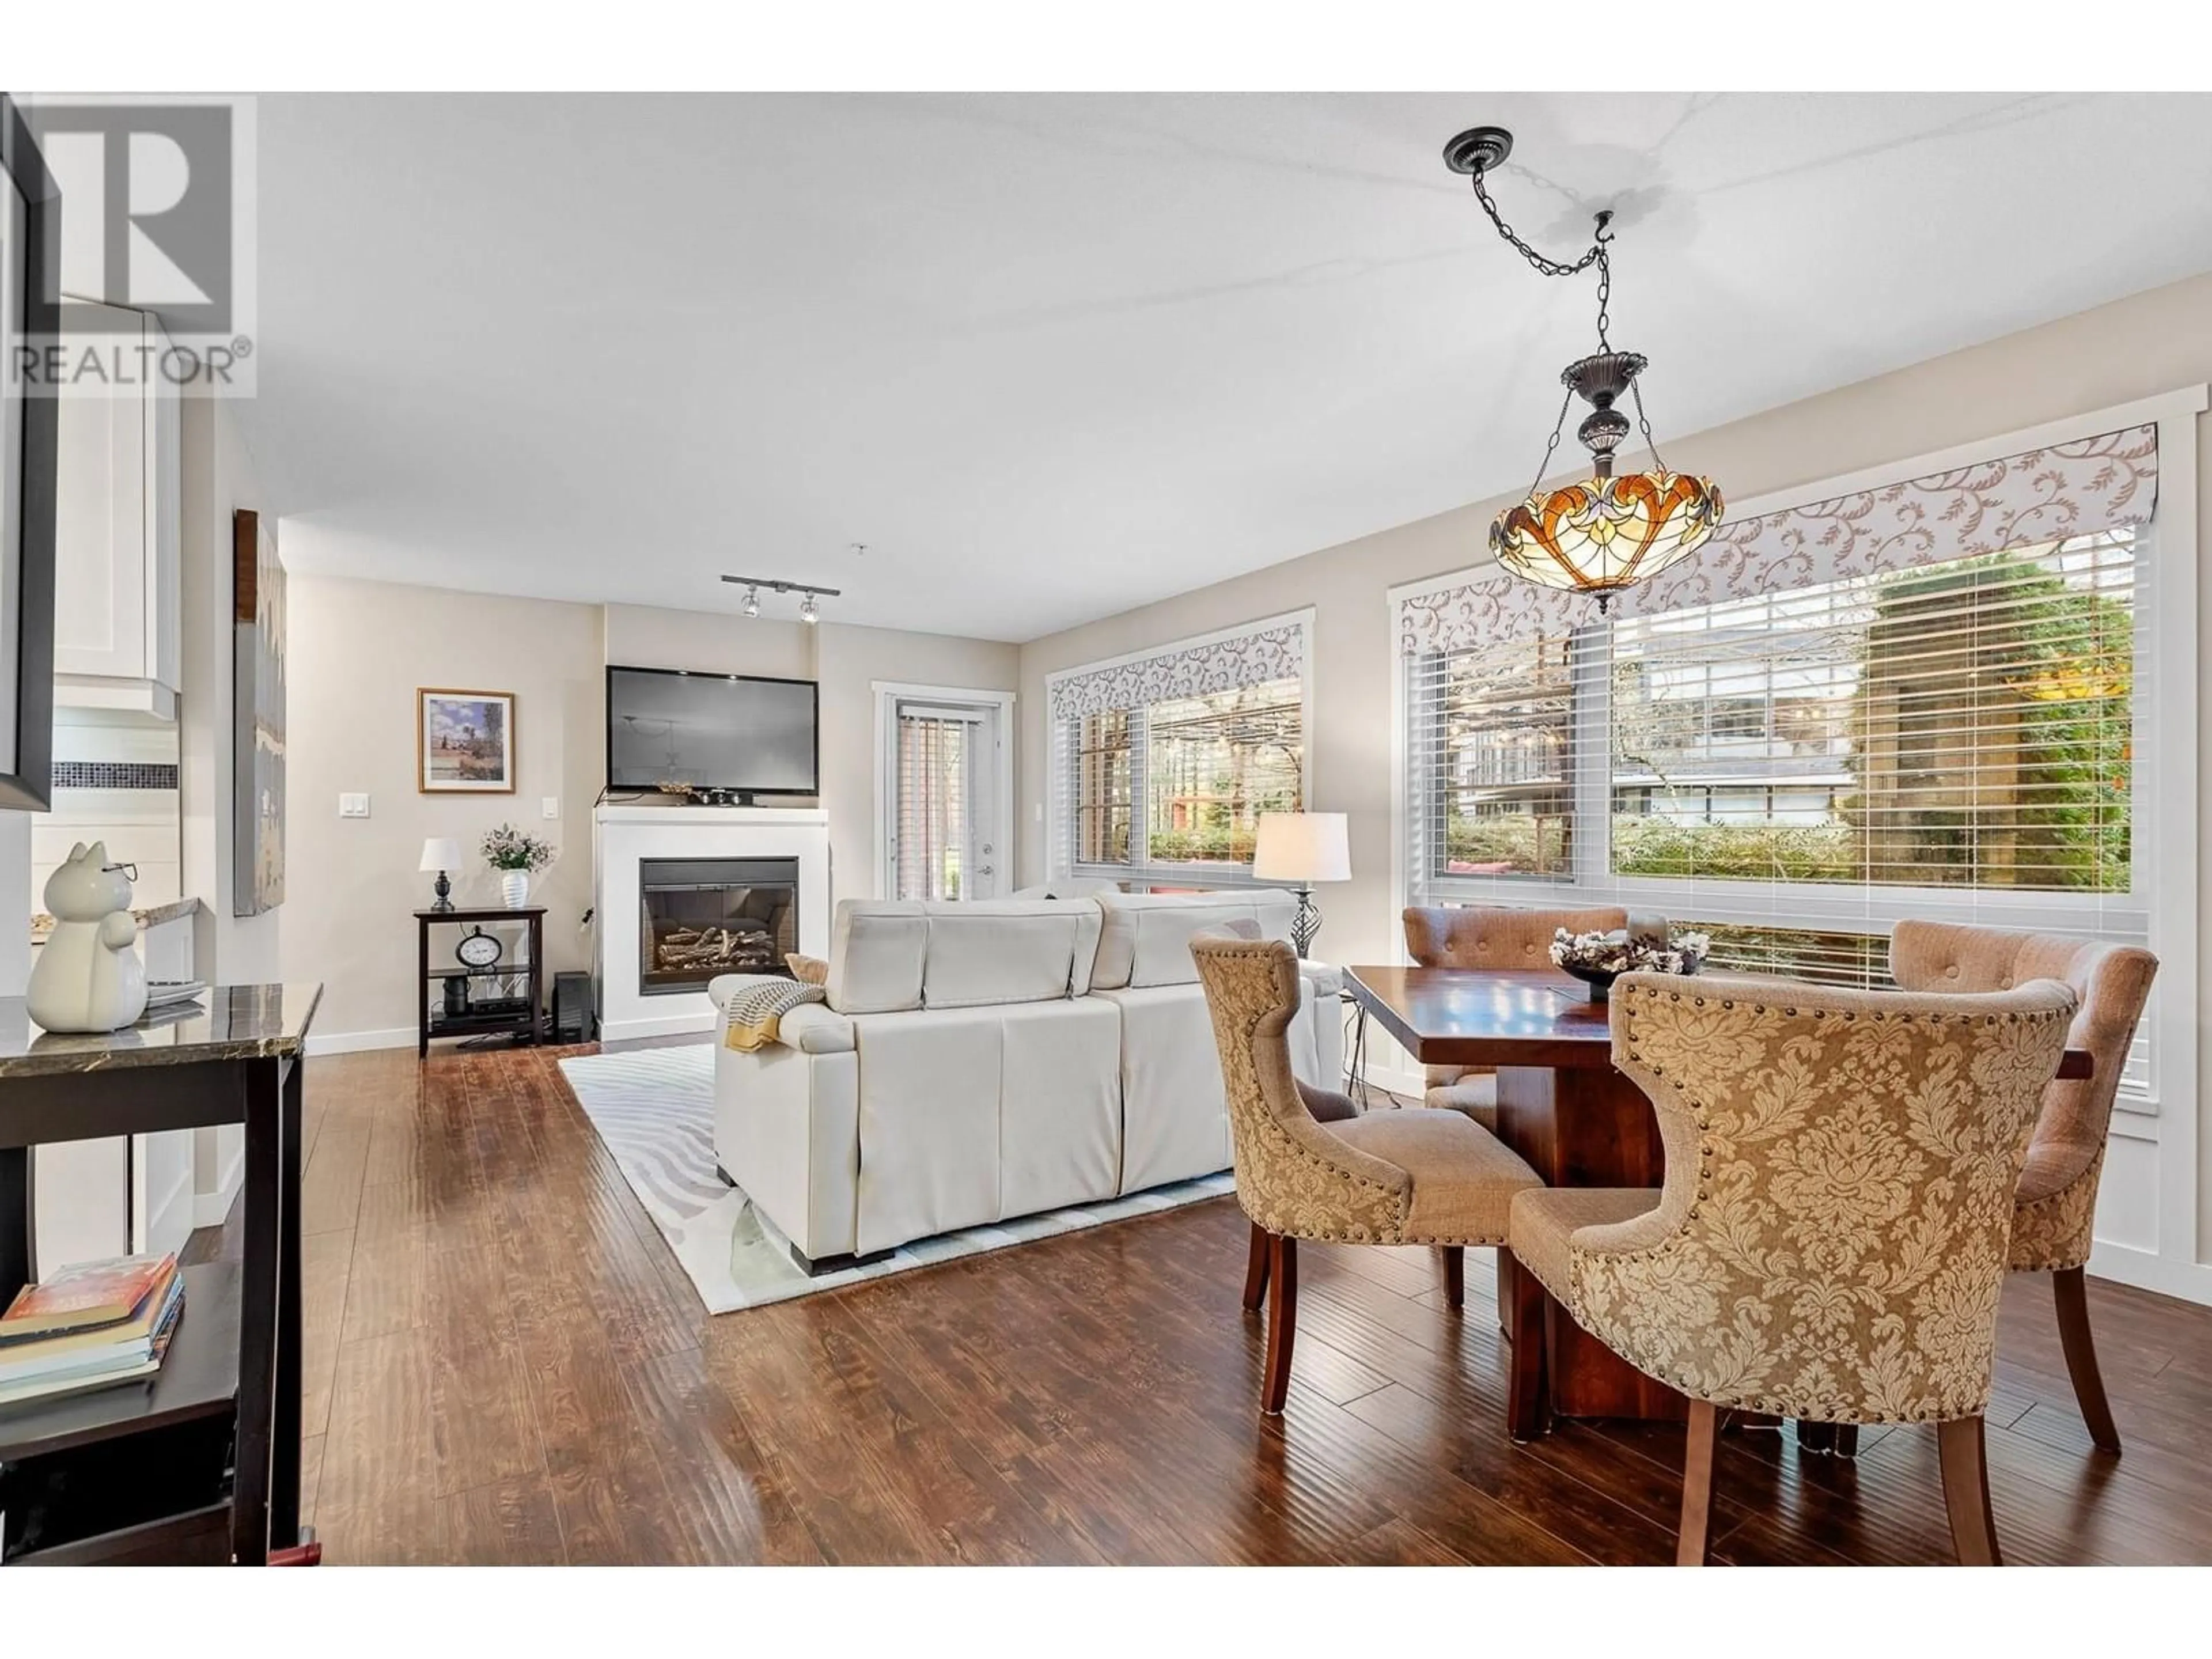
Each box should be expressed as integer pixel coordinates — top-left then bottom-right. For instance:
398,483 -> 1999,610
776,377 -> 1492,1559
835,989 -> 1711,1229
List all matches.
541,796 -> 559,820
339,792 -> 370,819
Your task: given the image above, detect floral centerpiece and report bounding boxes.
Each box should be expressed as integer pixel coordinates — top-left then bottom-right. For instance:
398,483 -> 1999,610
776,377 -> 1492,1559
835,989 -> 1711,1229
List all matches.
481,823 -> 557,909
1549,925 -> 1709,1002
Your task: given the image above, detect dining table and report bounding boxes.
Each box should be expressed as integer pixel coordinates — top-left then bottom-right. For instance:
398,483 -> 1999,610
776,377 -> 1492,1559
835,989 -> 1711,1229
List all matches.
1342,963 -> 2093,1427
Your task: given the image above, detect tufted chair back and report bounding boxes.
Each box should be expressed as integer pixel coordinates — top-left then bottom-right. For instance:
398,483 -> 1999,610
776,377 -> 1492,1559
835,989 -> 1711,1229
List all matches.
1891,921 -> 2157,1271
1402,904 -> 1630,972
1591,972 -> 2075,1423
1191,933 -> 1412,1244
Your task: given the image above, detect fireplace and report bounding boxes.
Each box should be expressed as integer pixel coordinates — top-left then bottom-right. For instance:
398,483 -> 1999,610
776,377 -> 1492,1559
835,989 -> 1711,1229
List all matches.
637,857 -> 799,995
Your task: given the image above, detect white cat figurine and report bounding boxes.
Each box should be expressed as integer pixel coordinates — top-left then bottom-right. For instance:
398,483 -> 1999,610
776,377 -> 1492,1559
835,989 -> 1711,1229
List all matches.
28,841 -> 149,1033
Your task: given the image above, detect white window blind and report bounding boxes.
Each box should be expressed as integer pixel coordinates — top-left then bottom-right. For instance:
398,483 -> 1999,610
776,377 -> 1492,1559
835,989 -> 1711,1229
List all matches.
1048,613 -> 1309,887
1403,527 -> 2153,1101
893,706 -> 975,900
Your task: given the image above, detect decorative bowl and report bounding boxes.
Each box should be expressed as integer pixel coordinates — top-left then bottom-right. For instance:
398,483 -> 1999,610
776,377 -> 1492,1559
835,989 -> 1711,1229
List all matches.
1549,926 -> 1709,1003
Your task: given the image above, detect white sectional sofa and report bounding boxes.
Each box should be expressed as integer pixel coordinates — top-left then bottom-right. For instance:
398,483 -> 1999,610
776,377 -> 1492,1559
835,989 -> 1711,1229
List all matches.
707,889 -> 1343,1270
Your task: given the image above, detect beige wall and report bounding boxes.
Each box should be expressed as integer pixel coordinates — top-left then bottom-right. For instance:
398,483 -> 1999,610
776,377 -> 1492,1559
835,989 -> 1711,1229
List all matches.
286,573 -> 605,1041
812,622 -> 1021,904
1016,269 -> 2212,1279
180,395 -> 282,989
284,577 -> 1019,1041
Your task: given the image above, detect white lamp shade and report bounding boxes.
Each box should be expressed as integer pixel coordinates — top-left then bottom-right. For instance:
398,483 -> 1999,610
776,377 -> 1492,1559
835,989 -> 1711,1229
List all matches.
1252,812 -> 1350,884
419,838 -> 465,873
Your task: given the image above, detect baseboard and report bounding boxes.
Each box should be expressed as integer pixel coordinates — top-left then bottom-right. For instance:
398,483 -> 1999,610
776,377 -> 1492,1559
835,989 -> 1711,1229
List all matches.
305,1027 -> 421,1056
599,1012 -> 715,1044
143,1164 -> 196,1257
191,1141 -> 243,1229
2085,1239 -> 2212,1306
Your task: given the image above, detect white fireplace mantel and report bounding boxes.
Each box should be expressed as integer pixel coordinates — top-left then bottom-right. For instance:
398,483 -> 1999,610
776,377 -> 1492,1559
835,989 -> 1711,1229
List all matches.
592,804 -> 831,1041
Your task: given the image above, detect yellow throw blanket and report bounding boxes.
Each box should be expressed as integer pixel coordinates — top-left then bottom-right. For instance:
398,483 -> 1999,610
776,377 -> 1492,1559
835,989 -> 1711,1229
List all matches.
721,976 -> 829,1052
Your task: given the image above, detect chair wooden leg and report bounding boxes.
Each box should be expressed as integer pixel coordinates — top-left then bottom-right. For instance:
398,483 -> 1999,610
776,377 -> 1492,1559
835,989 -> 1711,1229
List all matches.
1241,1221 -> 1271,1313
2052,1266 -> 2123,1454
1832,1424 -> 1860,1459
1505,1255 -> 1551,1442
1937,1416 -> 2001,1566
1262,1235 -> 1298,1415
1677,1399 -> 1718,1567
1441,1245 -> 1465,1312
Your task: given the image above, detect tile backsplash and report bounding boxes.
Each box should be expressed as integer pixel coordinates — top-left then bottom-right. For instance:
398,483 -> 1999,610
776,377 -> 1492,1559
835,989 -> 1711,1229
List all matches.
32,721 -> 184,913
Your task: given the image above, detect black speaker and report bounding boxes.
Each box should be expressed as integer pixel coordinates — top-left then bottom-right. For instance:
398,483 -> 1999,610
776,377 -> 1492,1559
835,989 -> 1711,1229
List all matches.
551,972 -> 596,1044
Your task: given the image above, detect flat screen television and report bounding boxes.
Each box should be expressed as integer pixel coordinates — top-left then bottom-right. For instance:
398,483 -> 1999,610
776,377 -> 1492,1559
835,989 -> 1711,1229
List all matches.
605,665 -> 819,798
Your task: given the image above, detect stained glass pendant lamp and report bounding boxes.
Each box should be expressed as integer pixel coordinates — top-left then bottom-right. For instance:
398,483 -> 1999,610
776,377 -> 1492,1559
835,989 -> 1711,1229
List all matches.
1444,126 -> 1723,609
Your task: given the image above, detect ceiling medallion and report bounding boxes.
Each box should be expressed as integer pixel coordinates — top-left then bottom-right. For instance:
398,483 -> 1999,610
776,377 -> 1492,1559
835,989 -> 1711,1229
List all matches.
1445,125 -> 1723,609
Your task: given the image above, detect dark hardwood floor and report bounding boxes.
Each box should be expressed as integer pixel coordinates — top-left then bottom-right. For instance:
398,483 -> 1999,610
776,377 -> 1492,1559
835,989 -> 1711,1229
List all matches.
197,1040 -> 2212,1565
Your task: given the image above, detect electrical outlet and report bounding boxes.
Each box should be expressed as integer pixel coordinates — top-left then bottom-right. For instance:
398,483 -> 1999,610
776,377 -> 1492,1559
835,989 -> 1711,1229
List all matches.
541,796 -> 559,820
338,792 -> 370,819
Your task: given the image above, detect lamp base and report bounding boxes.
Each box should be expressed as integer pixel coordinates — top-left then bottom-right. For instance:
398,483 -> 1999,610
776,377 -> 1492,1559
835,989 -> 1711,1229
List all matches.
431,871 -> 453,912
1290,885 -> 1321,960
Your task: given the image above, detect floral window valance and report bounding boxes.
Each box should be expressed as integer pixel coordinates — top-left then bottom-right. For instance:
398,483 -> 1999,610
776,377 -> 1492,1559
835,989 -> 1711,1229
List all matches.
1048,616 -> 1306,723
1399,423 -> 2158,654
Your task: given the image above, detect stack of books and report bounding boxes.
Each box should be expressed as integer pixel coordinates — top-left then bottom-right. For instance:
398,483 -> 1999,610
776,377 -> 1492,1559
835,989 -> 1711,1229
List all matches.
0,1255 -> 185,1411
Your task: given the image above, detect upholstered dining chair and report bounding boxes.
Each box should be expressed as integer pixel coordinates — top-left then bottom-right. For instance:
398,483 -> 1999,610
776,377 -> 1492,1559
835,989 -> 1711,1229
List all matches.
1507,972 -> 2077,1565
1191,931 -> 1543,1414
1401,904 -> 1630,1126
1891,921 -> 2158,1455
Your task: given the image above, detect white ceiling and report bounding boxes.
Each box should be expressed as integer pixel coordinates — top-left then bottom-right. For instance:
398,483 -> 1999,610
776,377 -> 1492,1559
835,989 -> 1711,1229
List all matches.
247,92 -> 2212,643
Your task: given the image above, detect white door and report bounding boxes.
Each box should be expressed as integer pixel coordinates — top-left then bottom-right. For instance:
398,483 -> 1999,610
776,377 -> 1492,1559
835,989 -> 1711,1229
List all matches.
884,695 -> 1007,900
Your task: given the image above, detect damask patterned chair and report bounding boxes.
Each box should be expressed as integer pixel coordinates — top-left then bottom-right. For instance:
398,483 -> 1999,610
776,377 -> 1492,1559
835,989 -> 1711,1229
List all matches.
1891,921 -> 2158,1455
1506,972 -> 2077,1565
1191,932 -> 1542,1414
1402,904 -> 1630,1126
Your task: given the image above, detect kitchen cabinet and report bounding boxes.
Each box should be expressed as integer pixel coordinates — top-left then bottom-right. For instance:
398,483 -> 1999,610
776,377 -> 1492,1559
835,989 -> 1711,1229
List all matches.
53,300 -> 183,718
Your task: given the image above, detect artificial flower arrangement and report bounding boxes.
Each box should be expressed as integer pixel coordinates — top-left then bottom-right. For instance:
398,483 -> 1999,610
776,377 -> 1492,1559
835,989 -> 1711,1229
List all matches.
480,824 -> 558,872
1550,925 -> 1710,1000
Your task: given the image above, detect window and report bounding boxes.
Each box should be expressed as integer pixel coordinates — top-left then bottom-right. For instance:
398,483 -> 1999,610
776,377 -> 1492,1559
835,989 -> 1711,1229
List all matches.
1608,539 -> 2135,895
1401,525 -> 2156,1098
1050,614 -> 1309,886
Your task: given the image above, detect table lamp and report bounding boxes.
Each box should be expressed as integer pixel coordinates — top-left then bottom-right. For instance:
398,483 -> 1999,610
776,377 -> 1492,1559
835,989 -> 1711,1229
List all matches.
1253,812 -> 1350,958
419,838 -> 464,911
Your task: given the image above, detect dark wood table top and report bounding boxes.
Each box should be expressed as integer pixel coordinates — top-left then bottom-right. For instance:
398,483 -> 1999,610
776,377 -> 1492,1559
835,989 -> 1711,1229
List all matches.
1343,964 -> 2092,1079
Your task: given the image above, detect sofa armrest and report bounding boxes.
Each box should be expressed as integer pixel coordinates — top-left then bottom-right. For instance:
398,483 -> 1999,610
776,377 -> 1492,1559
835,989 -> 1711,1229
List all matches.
707,972 -> 794,1013
1298,959 -> 1344,998
777,1003 -> 855,1054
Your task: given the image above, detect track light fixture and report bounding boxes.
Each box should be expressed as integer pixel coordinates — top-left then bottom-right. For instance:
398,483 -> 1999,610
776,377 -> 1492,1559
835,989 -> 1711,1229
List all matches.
721,574 -> 841,622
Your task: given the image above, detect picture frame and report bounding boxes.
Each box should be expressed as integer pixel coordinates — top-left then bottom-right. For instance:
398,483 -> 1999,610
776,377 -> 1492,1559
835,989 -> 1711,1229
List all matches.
0,95 -> 60,813
418,687 -> 517,793
233,509 -> 286,914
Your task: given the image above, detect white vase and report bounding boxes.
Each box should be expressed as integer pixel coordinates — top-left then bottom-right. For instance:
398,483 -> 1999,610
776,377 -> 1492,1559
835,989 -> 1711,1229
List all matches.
501,870 -> 530,909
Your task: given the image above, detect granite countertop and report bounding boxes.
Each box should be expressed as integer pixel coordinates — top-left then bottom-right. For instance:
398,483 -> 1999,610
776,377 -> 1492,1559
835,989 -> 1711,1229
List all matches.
0,983 -> 322,1078
30,896 -> 202,944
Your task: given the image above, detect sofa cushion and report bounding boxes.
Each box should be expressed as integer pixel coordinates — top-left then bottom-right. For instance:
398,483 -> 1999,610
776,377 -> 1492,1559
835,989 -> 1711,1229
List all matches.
826,902 -> 930,1014
921,899 -> 1104,1008
1093,889 -> 1299,989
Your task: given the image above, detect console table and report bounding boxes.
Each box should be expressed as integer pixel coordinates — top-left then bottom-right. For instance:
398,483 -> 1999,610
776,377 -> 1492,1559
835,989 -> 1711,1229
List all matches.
0,984 -> 319,1564
416,906 -> 545,1056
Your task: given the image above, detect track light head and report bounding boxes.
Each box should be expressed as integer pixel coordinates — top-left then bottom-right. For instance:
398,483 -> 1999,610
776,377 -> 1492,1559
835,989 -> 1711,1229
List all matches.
741,585 -> 760,618
799,593 -> 819,625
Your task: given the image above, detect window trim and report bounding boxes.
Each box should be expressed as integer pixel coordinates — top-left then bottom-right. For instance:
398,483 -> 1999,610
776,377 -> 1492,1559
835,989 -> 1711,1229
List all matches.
1390,388 -> 2201,1165
1048,607 -> 1315,892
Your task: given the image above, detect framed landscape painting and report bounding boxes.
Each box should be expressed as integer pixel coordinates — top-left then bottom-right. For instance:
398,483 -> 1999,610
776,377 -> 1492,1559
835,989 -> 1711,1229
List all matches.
419,688 -> 516,793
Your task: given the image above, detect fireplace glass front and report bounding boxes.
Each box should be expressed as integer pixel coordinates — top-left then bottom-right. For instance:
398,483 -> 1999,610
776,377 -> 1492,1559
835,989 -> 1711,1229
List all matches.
637,857 -> 800,995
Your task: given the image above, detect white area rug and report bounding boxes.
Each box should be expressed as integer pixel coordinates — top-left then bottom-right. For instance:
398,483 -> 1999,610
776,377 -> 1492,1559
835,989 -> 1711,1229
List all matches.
558,1042 -> 1234,1313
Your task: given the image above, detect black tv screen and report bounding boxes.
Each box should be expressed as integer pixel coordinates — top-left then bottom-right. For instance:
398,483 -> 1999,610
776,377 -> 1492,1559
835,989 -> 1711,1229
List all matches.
605,665 -> 819,794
